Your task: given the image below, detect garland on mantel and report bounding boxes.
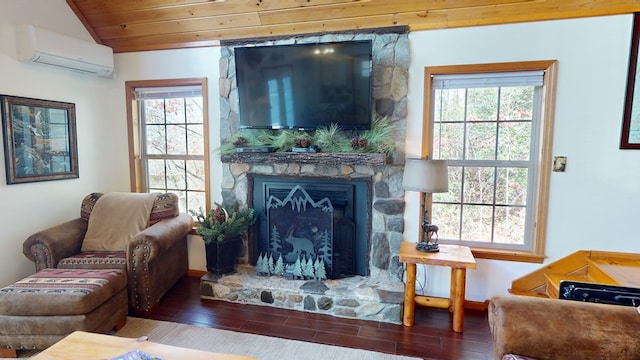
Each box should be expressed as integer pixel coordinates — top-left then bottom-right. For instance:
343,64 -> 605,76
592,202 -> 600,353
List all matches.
218,115 -> 395,155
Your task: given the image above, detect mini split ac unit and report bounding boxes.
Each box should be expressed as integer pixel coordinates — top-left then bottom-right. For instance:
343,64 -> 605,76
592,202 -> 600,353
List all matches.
15,25 -> 114,78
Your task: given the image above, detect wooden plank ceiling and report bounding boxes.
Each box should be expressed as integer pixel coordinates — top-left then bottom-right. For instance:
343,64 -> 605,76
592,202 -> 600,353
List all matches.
66,0 -> 640,53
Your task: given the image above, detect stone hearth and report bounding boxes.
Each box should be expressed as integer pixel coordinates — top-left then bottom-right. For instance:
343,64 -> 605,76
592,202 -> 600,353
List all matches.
201,265 -> 404,323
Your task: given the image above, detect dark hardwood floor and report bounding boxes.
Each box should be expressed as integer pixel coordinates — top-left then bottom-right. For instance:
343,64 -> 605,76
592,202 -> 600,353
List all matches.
138,276 -> 494,360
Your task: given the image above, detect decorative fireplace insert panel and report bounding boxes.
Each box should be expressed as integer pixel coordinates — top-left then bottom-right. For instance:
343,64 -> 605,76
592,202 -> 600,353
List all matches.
251,176 -> 370,279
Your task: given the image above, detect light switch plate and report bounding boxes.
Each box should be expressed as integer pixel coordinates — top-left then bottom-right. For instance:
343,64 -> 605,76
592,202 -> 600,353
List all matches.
553,156 -> 567,172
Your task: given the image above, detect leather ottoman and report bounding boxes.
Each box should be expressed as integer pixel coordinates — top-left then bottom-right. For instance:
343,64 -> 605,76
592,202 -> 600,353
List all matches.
0,268 -> 127,356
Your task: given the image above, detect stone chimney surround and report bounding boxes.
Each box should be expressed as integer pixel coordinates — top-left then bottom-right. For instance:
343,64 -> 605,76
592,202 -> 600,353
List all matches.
201,29 -> 410,324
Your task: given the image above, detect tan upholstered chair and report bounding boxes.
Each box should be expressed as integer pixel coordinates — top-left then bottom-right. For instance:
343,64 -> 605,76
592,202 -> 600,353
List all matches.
23,192 -> 193,313
488,294 -> 640,360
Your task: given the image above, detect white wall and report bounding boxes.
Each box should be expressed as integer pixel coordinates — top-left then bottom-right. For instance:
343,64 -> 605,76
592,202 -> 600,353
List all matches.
406,15 -> 640,301
2,1 -> 639,302
0,0 -> 221,283
0,0 -> 131,285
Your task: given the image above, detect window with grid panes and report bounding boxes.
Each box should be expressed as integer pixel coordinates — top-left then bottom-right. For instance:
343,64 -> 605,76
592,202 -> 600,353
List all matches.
132,83 -> 208,215
425,62 -> 557,260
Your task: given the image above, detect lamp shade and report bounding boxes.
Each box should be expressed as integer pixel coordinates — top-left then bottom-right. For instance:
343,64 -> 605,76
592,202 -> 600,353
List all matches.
402,159 -> 449,193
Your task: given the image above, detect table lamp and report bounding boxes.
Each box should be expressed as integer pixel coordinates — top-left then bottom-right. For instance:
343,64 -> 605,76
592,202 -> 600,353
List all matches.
402,158 -> 449,252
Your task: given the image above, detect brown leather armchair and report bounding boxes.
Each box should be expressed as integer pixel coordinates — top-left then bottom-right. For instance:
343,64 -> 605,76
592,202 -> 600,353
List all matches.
488,294 -> 640,360
23,192 -> 193,313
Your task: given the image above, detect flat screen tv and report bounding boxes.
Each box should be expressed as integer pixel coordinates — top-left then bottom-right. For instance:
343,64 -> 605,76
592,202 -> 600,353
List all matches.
235,40 -> 372,130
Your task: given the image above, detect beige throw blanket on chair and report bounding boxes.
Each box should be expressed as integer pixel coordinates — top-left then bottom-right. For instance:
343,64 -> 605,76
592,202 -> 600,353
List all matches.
81,192 -> 158,252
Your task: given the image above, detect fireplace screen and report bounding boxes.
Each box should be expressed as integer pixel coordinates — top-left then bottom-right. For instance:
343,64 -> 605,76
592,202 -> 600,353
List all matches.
265,185 -> 333,278
252,176 -> 369,279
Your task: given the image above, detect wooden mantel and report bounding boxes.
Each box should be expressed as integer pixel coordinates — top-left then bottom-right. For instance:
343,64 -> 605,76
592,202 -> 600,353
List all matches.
220,152 -> 388,167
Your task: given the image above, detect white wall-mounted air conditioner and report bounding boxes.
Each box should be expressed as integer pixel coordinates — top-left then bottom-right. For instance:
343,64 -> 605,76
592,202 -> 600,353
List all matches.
15,24 -> 114,78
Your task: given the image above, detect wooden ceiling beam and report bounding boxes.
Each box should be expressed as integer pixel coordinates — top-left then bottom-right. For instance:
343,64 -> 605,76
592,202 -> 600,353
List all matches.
406,0 -> 640,31
94,13 -> 262,40
76,0 -> 526,28
258,0 -> 531,25
68,0 -> 365,17
67,0 -> 640,53
104,13 -> 396,52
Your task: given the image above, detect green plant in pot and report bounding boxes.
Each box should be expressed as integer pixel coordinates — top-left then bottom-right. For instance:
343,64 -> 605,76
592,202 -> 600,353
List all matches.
191,203 -> 255,275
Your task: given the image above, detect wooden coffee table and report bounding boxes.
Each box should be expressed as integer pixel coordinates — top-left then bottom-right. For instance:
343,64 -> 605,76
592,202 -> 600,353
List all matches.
32,331 -> 255,359
399,242 -> 476,332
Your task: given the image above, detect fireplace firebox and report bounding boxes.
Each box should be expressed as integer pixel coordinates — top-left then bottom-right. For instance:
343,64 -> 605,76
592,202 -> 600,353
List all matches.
251,176 -> 370,279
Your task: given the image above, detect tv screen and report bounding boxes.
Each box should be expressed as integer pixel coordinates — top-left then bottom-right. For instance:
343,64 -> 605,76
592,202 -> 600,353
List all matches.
235,40 -> 372,130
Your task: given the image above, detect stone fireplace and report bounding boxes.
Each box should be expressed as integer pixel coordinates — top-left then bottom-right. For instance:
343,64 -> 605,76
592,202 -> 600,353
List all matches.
200,29 -> 409,323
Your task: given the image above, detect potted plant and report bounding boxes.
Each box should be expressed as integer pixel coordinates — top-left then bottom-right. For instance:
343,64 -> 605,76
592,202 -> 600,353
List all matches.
191,203 -> 256,275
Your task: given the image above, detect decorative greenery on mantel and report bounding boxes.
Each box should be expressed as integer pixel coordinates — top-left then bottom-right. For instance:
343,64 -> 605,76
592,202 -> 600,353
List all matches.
218,115 -> 395,155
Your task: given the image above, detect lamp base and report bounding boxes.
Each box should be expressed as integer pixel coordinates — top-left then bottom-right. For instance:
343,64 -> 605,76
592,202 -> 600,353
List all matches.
416,242 -> 439,253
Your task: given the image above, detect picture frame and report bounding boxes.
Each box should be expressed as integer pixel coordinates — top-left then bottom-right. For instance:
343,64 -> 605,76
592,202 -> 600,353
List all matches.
1,95 -> 78,184
621,13 -> 640,149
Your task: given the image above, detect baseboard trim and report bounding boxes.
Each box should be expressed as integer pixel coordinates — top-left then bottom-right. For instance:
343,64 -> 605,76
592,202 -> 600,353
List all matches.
0,348 -> 16,358
188,269 -> 207,278
465,299 -> 490,311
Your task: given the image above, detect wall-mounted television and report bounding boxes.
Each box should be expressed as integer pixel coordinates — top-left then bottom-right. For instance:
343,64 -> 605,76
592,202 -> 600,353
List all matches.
235,40 -> 372,130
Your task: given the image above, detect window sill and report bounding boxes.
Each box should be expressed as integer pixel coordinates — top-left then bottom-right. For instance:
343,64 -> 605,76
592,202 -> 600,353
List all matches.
470,247 -> 545,263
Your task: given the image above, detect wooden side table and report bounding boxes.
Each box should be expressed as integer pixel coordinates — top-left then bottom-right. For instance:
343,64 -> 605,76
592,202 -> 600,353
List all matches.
399,242 -> 476,332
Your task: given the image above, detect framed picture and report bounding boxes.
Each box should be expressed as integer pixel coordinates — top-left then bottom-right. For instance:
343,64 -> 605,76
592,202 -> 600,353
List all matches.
621,13 -> 640,149
1,95 -> 78,184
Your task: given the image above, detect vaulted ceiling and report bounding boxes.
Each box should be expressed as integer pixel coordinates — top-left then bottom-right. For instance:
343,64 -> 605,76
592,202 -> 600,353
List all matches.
66,0 -> 640,53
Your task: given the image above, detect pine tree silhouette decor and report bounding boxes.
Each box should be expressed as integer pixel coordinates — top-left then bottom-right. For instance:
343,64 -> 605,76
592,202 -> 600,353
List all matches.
314,258 -> 327,280
302,256 -> 315,279
267,254 -> 275,274
291,256 -> 303,279
274,254 -> 285,276
255,253 -> 269,276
